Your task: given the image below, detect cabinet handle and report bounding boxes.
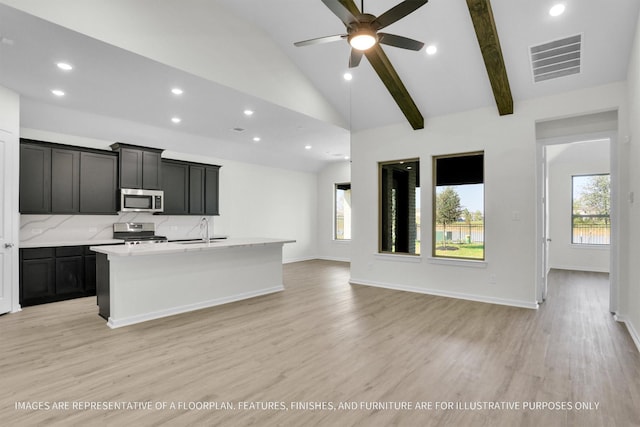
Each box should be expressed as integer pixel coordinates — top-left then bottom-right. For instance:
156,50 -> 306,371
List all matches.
4,243 -> 14,248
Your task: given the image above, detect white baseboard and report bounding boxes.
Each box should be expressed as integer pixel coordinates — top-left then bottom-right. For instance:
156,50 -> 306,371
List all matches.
549,264 -> 610,273
283,256 -> 317,264
614,314 -> 640,353
349,277 -> 539,310
316,256 -> 350,263
107,285 -> 284,329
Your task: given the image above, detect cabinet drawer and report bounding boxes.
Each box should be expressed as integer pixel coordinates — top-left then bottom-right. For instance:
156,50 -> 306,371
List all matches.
21,247 -> 55,260
55,246 -> 84,257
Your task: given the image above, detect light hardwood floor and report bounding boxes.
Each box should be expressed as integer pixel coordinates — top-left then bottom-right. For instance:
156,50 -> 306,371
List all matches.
1,262 -> 639,426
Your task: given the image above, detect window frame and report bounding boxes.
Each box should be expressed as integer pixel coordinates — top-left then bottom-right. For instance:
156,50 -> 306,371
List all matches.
571,173 -> 610,246
378,158 -> 420,256
334,182 -> 351,241
432,151 -> 485,261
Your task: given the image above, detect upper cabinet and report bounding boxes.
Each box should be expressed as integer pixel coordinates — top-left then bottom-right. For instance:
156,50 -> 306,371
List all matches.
19,139 -> 219,216
110,143 -> 163,190
161,159 -> 220,216
79,152 -> 118,214
19,143 -> 51,213
19,139 -> 118,215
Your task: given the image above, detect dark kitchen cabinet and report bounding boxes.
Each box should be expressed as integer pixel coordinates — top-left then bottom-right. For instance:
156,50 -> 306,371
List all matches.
20,245 -> 99,307
162,160 -> 189,214
55,246 -> 85,296
189,165 -> 205,215
80,151 -> 118,214
20,139 -> 118,215
51,148 -> 80,213
205,166 -> 220,215
20,248 -> 56,304
19,143 -> 51,213
161,160 -> 220,215
111,143 -> 163,190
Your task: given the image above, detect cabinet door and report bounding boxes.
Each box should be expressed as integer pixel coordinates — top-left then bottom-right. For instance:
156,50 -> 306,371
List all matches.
142,151 -> 162,190
119,148 -> 143,189
80,152 -> 118,214
204,166 -> 220,215
51,149 -> 80,213
55,256 -> 85,295
189,165 -> 205,215
162,161 -> 189,214
20,258 -> 55,304
19,144 -> 51,213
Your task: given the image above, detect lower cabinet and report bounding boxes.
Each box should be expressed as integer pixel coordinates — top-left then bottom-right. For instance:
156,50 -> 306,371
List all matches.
20,246 -> 98,307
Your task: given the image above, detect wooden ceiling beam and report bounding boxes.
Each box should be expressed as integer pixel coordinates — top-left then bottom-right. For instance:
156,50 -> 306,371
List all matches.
339,0 -> 424,130
466,0 -> 513,116
365,45 -> 424,130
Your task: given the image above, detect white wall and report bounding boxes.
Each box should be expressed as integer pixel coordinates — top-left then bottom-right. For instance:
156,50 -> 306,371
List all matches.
547,140 -> 610,272
317,160 -> 351,262
623,8 -> 640,351
18,128 -> 318,263
350,82 -> 627,309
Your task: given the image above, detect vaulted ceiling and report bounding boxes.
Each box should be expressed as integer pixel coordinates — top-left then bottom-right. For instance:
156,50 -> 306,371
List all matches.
0,0 -> 638,171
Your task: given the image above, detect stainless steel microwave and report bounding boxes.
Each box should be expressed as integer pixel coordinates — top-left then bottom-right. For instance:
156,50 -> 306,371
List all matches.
120,188 -> 164,213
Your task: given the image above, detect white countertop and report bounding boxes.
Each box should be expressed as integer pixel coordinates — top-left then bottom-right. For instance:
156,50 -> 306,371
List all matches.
90,237 -> 295,257
20,239 -> 125,248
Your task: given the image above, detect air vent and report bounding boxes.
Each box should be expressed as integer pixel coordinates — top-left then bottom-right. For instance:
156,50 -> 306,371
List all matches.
530,34 -> 581,83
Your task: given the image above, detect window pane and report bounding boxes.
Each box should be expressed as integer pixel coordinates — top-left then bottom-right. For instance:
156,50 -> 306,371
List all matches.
433,153 -> 484,260
379,160 -> 420,255
335,183 -> 351,240
572,174 -> 610,245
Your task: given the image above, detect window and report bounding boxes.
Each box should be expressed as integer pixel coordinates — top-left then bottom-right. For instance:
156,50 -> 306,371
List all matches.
379,159 -> 420,255
572,174 -> 610,245
335,183 -> 351,240
433,152 -> 484,260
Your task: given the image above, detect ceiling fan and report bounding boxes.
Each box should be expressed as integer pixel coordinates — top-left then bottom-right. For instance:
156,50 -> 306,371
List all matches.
294,0 -> 427,68
294,0 -> 428,129
294,0 -> 513,130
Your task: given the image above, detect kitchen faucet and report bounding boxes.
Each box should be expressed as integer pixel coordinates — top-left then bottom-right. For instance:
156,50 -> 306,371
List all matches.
200,216 -> 210,243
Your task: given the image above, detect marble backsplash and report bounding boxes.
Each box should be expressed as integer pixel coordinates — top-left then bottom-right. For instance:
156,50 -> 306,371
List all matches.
20,213 -> 218,245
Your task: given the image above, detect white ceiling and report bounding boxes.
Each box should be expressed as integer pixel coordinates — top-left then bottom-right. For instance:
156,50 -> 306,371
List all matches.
0,0 -> 638,172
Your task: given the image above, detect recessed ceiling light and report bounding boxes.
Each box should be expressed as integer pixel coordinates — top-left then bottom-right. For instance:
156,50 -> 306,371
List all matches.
425,45 -> 437,55
343,72 -> 353,81
305,145 -> 312,150
51,89 -> 65,97
344,156 -> 350,160
56,62 -> 73,71
243,109 -> 254,116
253,137 -> 261,142
549,4 -> 565,16
171,88 -> 183,95
171,117 -> 181,124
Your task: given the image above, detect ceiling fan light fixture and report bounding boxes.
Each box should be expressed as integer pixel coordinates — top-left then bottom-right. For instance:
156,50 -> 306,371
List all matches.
349,31 -> 377,51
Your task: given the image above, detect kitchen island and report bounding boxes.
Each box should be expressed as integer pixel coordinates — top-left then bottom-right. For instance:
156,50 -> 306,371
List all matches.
90,238 -> 294,328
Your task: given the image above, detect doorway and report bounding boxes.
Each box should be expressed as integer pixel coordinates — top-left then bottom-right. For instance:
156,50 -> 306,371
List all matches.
535,111 -> 619,313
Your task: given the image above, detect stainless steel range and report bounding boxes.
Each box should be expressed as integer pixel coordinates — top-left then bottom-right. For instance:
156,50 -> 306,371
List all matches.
113,222 -> 168,245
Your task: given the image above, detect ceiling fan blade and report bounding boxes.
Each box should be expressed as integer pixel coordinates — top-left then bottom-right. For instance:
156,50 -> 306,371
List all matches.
337,0 -> 363,19
349,49 -> 363,68
322,0 -> 359,27
294,34 -> 347,47
372,0 -> 428,30
378,33 -> 424,51
466,0 -> 513,115
364,44 -> 424,130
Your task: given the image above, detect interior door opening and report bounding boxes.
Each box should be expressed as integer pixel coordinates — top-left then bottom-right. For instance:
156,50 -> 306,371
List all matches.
538,137 -> 614,311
